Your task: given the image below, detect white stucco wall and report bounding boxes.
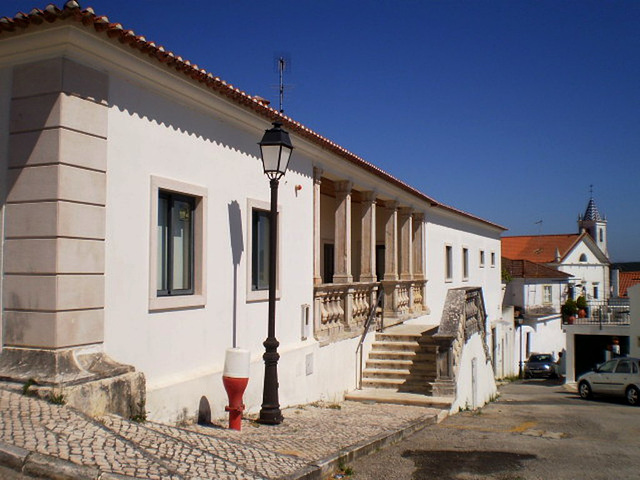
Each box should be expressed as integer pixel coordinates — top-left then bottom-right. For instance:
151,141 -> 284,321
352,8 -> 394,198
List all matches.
629,285 -> 640,358
0,66 -> 10,352
452,333 -> 497,411
424,208 -> 502,335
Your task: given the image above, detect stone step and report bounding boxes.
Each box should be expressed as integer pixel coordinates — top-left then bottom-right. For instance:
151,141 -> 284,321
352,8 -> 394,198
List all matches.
371,341 -> 420,352
368,350 -> 417,360
361,377 -> 405,389
366,358 -> 413,369
375,332 -> 423,343
362,368 -> 411,380
345,389 -> 453,409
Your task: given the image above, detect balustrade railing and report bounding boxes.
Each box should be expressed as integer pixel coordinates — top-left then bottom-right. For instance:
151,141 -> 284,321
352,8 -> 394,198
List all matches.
314,278 -> 428,342
564,299 -> 631,326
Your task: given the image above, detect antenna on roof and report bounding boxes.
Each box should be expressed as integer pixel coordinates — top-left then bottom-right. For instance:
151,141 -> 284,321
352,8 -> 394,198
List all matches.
277,56 -> 287,114
589,184 -> 594,198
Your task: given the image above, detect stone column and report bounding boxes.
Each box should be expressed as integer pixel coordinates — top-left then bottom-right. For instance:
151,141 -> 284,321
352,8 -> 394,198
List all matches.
399,207 -> 413,281
412,212 -> 425,280
333,180 -> 353,284
313,168 -> 323,285
383,201 -> 398,281
0,57 -> 142,418
359,191 -> 377,282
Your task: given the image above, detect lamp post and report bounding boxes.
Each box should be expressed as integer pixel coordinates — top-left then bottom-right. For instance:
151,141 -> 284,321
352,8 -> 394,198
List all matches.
257,121 -> 293,425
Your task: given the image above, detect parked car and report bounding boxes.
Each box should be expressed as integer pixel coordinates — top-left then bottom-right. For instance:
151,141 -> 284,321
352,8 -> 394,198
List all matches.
524,353 -> 558,378
577,357 -> 640,406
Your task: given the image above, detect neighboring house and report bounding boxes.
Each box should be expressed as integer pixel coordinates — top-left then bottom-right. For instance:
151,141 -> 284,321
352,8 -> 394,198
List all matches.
0,2 -> 505,422
502,258 -> 571,375
501,196 -> 630,383
611,264 -> 640,299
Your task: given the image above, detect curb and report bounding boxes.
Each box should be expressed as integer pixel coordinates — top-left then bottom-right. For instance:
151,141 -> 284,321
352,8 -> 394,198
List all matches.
283,409 -> 446,480
0,441 -> 139,480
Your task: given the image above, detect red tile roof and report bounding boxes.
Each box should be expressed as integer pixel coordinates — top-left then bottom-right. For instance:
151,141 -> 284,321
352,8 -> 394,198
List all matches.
619,271 -> 640,298
502,258 -> 572,279
501,234 -> 581,263
0,1 -> 506,231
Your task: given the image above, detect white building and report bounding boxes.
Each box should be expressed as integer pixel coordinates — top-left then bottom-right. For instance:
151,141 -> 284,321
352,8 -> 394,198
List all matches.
0,2 -> 505,422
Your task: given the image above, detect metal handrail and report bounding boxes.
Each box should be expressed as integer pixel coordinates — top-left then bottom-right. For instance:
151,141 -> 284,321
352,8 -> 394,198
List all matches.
356,283 -> 384,389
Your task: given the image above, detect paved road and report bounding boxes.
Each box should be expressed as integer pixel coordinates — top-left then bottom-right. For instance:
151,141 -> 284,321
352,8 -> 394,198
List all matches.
350,379 -> 640,480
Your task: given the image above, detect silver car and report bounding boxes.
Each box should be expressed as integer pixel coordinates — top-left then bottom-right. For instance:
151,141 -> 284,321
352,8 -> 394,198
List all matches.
578,357 -> 640,406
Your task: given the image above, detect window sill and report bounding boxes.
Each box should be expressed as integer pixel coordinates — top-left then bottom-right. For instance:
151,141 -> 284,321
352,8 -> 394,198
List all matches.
149,293 -> 206,312
247,289 -> 281,303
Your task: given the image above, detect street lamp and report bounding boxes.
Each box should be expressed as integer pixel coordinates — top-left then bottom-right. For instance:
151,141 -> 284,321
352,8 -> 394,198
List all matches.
257,121 -> 293,425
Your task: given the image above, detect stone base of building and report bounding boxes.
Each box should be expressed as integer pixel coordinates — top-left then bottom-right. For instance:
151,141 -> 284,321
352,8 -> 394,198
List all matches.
0,346 -> 145,418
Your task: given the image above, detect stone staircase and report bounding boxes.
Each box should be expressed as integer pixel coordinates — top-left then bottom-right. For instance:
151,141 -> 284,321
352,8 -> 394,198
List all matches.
346,324 -> 454,407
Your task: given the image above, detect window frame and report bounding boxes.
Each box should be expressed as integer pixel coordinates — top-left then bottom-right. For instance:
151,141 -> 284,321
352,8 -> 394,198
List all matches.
157,191 -> 195,297
445,244 -> 453,282
479,250 -> 485,268
542,285 -> 552,305
490,251 -> 496,268
149,176 -> 207,311
246,198 -> 280,302
462,247 -> 469,281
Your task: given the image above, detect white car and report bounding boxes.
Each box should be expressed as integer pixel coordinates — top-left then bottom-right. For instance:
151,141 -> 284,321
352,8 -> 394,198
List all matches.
577,357 -> 640,406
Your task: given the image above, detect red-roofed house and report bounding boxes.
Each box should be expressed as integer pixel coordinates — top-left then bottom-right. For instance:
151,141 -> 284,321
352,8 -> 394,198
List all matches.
502,197 -> 630,383
0,2 -> 506,421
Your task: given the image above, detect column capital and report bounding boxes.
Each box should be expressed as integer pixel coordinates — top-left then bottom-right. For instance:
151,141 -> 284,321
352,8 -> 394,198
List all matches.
361,191 -> 377,204
334,180 -> 353,196
385,200 -> 399,211
313,167 -> 323,184
412,211 -> 425,223
398,206 -> 414,217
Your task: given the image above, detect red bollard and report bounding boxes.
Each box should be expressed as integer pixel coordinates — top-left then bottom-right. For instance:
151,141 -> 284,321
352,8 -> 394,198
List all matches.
222,348 -> 250,431
223,376 -> 248,430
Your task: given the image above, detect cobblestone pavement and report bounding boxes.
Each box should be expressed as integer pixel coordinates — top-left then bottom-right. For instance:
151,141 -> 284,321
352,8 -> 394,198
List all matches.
0,386 -> 443,479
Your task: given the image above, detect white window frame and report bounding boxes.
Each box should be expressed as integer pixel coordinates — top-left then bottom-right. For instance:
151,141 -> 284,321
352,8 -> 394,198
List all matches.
445,244 -> 453,282
246,198 -> 280,302
149,176 -> 207,311
479,250 -> 485,268
543,285 -> 552,305
462,247 -> 469,281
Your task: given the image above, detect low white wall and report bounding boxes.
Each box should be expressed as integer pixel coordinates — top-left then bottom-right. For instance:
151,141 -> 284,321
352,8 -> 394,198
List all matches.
630,285 -> 640,358
452,333 -> 497,411
146,334 -> 372,423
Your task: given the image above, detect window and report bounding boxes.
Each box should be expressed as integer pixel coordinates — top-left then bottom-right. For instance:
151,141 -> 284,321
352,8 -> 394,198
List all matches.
490,252 -> 496,267
479,250 -> 485,268
616,360 -> 632,374
598,360 -> 617,373
157,191 -> 195,296
462,247 -> 469,280
252,209 -> 271,290
599,229 -> 603,242
149,176 -> 206,311
579,253 -> 588,262
543,285 -> 552,304
445,245 -> 453,281
247,199 -> 280,302
593,284 -> 599,300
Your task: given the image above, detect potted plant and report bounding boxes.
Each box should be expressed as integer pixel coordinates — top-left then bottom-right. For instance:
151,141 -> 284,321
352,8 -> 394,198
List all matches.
562,299 -> 578,324
576,295 -> 588,318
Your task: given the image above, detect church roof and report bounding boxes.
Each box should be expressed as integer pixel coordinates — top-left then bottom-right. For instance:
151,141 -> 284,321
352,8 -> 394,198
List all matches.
582,197 -> 603,222
501,234 -> 581,263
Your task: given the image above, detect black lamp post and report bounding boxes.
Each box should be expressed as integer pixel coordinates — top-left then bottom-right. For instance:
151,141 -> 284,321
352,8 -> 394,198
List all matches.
257,121 -> 293,425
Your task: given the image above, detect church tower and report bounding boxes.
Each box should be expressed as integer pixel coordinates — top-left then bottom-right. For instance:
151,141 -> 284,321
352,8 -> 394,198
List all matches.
578,193 -> 608,257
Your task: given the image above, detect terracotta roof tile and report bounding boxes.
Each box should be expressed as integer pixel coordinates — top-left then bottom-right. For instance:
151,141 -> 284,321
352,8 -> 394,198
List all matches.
0,1 -> 506,231
619,271 -> 640,298
502,257 -> 572,279
501,234 -> 581,263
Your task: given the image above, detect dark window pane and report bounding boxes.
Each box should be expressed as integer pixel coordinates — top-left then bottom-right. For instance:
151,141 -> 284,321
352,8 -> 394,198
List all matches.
252,210 -> 270,290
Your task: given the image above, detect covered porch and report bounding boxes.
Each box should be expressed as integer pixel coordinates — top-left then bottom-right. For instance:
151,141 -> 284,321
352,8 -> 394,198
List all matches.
312,168 -> 429,343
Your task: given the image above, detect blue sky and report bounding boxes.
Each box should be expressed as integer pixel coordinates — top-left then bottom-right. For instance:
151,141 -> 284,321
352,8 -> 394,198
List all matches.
5,0 -> 640,261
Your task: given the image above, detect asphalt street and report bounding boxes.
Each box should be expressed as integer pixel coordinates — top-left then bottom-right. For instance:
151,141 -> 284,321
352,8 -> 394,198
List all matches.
349,379 -> 640,480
